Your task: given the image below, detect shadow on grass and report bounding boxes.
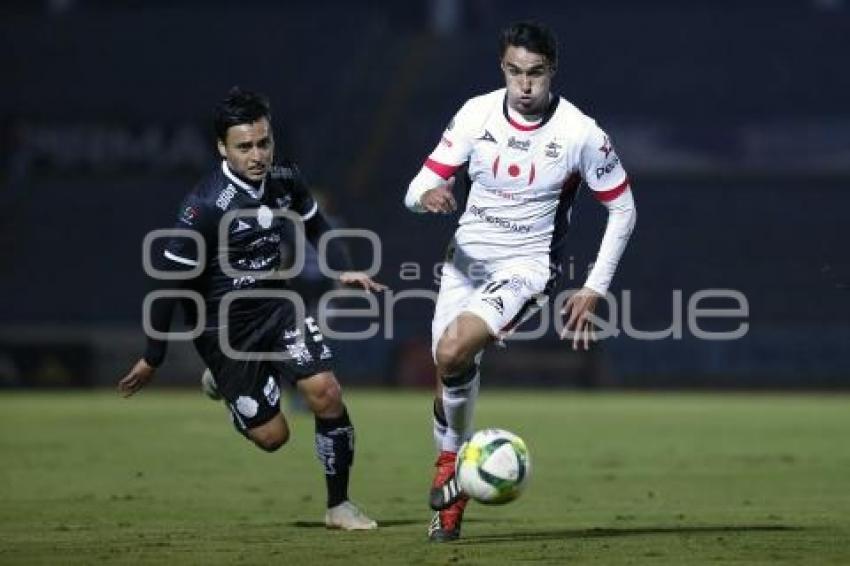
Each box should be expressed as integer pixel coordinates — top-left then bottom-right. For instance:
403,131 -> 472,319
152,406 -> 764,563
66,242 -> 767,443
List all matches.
291,518 -> 505,529
291,519 -> 420,528
455,524 -> 802,545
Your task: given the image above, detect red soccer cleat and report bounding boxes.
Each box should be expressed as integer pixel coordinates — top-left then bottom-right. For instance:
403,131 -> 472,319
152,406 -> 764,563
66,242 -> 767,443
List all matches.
429,450 -> 465,510
428,451 -> 469,542
428,496 -> 468,542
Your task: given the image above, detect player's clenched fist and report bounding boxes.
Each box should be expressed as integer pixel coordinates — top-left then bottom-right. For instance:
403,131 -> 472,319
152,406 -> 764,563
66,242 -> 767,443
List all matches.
420,177 -> 457,214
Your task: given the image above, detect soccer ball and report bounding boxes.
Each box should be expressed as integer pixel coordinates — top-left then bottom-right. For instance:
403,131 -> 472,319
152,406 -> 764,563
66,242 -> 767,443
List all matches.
456,428 -> 531,504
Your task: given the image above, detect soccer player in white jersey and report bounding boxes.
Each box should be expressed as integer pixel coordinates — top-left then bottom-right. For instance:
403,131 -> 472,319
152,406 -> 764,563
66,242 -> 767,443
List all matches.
404,21 -> 637,542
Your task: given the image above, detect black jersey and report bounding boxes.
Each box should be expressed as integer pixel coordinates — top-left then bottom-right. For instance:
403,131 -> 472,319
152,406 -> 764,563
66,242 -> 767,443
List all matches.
164,160 -> 317,332
143,159 -> 354,368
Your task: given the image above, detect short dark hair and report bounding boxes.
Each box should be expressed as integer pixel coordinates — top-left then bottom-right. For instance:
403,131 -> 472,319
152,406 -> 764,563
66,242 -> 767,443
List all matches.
499,21 -> 558,69
214,87 -> 271,142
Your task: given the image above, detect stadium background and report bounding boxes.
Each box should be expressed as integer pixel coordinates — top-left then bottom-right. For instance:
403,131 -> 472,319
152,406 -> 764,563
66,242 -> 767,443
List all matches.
2,0 -> 848,390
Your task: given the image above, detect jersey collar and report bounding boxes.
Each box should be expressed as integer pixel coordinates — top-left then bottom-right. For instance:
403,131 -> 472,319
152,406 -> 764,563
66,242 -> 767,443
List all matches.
221,161 -> 265,200
502,93 -> 559,132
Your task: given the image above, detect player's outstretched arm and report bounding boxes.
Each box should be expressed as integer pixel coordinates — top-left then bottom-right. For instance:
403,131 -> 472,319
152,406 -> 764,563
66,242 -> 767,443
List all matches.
117,358 -> 156,398
561,185 -> 636,351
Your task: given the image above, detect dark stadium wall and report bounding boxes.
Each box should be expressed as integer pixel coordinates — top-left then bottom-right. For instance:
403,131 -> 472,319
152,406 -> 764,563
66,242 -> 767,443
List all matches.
1,1 -> 847,387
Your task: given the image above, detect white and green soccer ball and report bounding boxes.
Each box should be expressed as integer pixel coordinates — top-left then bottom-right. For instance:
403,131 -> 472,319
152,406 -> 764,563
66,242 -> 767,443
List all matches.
456,428 -> 531,504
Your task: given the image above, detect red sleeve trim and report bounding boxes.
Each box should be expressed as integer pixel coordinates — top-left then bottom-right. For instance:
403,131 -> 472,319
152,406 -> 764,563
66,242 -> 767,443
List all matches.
593,177 -> 630,202
424,158 -> 460,180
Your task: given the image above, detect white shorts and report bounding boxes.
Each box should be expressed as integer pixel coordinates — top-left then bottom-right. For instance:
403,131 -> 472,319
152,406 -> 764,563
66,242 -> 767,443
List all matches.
431,250 -> 551,357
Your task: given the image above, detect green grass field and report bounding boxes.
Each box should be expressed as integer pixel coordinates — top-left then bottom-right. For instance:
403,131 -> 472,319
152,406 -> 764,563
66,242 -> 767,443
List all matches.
1,390 -> 849,565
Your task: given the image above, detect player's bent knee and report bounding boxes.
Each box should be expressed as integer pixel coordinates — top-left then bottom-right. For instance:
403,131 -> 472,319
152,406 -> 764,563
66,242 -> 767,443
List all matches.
435,337 -> 472,376
248,418 -> 290,452
251,429 -> 289,452
301,373 -> 343,417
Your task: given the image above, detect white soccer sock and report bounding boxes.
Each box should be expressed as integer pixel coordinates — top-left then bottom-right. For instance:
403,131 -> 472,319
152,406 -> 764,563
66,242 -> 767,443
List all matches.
440,365 -> 480,453
433,399 -> 448,452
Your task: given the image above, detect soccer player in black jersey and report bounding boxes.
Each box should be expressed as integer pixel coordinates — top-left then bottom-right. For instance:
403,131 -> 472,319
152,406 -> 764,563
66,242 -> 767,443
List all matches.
118,88 -> 384,530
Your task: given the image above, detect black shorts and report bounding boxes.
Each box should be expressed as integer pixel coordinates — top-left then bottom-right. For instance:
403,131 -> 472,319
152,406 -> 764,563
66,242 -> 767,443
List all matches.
194,315 -> 334,431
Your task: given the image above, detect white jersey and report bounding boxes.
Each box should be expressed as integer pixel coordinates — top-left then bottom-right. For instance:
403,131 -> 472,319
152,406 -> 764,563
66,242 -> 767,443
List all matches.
422,88 -> 629,270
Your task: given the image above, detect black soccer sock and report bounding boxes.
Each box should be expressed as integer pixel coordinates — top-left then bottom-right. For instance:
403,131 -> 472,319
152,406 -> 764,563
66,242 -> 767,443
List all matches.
315,406 -> 354,508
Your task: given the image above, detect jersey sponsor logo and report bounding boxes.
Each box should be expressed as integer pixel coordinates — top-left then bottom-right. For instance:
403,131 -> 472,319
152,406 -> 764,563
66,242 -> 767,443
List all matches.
235,396 -> 259,418
596,155 -> 621,180
246,233 -> 281,251
216,184 -> 238,210
235,254 -> 276,270
263,376 -> 280,406
283,328 -> 301,340
477,130 -> 497,143
232,276 -> 257,289
468,205 -> 532,234
545,140 -> 562,159
487,187 -> 525,202
231,219 -> 251,234
507,136 -> 531,151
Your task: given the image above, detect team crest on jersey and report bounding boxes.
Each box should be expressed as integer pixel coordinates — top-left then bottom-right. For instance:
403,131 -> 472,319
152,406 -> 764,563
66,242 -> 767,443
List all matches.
257,205 -> 273,229
545,140 -> 562,159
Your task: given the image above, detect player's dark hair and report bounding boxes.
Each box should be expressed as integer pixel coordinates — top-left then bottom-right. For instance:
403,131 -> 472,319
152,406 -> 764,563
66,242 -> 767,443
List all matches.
214,87 -> 271,142
499,21 -> 558,69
